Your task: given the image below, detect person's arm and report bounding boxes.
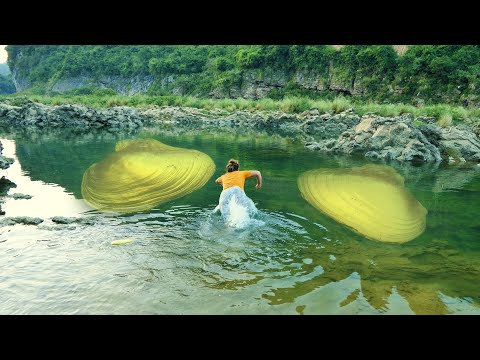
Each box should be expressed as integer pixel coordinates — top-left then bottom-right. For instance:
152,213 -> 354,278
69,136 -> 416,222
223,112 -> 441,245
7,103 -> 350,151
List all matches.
215,176 -> 223,186
249,170 -> 262,189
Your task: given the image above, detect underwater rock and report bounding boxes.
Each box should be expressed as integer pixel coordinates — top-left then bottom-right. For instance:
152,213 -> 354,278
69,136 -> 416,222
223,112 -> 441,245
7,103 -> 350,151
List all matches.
49,216 -> 97,225
0,216 -> 43,226
51,216 -> 76,224
10,193 -> 33,200
298,164 -> 427,243
81,138 -> 216,213
0,140 -> 15,170
0,176 -> 16,196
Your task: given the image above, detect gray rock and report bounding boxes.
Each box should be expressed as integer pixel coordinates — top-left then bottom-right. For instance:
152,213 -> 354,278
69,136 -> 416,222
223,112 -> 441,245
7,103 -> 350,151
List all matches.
0,218 -> 15,226
0,101 -> 154,130
0,176 -> 16,196
420,124 -> 442,146
439,126 -> 480,161
0,216 -> 43,226
1,100 -> 479,165
365,151 -> 381,160
50,216 -> 97,225
306,114 -> 442,163
402,139 -> 433,162
301,112 -> 361,140
76,217 -> 97,225
11,193 -> 33,200
51,216 -> 76,224
0,155 -> 14,169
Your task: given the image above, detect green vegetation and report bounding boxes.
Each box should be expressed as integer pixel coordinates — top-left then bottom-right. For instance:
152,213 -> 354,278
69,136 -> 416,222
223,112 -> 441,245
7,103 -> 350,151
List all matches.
2,94 -> 479,124
437,113 -> 453,128
5,45 -> 479,106
444,146 -> 462,161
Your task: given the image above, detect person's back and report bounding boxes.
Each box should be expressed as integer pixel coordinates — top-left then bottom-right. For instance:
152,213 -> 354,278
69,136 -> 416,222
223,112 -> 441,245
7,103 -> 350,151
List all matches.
214,159 -> 263,227
217,170 -> 253,191
215,159 -> 262,192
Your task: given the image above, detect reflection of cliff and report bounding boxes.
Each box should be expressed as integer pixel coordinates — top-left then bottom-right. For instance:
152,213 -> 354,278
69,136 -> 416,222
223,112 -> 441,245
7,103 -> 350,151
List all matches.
12,128 -> 480,202
260,238 -> 480,314
204,222 -> 480,314
432,167 -> 480,192
11,128 -> 305,199
13,131 -> 127,198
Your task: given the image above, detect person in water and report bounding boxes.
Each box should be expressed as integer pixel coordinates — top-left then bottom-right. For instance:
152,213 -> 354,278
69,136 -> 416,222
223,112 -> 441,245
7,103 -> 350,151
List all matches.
214,159 -> 262,224
215,159 -> 262,191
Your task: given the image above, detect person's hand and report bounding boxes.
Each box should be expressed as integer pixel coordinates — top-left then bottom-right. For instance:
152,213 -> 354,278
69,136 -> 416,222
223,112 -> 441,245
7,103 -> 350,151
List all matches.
255,183 -> 261,189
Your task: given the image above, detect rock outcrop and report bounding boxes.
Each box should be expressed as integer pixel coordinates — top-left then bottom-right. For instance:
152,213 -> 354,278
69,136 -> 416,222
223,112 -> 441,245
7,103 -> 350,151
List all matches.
0,100 -> 153,130
1,100 -> 479,164
438,125 -> 480,161
0,141 -> 14,169
50,75 -> 155,96
301,110 -> 360,140
306,115 -> 451,163
0,140 -> 15,216
0,216 -> 43,226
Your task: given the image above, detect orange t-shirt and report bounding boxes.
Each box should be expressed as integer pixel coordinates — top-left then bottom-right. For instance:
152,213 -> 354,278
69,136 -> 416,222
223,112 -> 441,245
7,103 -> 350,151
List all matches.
216,170 -> 253,191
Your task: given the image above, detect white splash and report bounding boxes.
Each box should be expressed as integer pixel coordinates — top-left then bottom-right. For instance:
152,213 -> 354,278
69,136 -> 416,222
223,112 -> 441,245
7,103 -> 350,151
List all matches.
216,186 -> 263,229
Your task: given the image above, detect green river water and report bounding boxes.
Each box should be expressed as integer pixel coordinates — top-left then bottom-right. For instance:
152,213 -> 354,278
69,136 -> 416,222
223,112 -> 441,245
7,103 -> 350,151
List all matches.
0,126 -> 479,314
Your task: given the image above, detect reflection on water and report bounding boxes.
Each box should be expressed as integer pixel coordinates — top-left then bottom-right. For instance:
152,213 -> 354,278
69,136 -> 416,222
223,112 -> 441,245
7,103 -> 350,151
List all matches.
0,139 -> 91,217
298,164 -> 427,243
81,138 -> 215,213
0,127 -> 479,314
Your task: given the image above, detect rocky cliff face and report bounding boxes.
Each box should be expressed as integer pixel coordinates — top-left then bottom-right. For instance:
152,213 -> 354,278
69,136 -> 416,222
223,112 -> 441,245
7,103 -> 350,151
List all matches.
51,75 -> 156,95
210,68 -> 353,100
8,55 -> 361,99
10,50 -> 31,92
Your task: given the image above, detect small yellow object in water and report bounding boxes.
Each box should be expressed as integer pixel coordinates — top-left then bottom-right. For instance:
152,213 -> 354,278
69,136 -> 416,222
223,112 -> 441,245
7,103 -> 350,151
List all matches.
298,164 -> 427,243
111,238 -> 135,245
82,139 -> 216,213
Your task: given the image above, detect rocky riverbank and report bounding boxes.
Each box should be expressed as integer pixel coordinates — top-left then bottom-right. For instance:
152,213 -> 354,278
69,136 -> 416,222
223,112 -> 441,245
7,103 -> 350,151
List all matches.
0,139 -> 15,215
0,141 -> 14,170
1,99 -> 480,164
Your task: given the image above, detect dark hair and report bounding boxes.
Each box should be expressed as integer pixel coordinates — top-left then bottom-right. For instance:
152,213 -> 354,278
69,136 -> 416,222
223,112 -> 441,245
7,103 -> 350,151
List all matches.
226,159 -> 239,172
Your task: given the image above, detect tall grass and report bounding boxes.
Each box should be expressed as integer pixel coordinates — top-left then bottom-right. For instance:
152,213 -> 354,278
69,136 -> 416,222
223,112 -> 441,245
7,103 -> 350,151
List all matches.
1,93 -> 479,124
331,96 -> 351,114
437,113 -> 453,128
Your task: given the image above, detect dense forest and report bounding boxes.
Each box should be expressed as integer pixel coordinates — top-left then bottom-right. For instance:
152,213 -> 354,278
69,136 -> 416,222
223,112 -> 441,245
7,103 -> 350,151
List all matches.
6,45 -> 480,106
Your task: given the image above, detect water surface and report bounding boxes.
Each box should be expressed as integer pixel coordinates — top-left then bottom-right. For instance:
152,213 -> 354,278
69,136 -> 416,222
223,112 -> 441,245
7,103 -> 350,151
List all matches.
1,127 -> 479,314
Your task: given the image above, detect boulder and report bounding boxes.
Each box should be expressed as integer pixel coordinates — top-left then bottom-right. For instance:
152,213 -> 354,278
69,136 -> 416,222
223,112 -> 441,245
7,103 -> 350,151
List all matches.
439,126 -> 480,161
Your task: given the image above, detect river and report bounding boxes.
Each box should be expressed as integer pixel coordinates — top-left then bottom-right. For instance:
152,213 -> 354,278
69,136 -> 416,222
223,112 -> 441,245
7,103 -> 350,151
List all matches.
0,126 -> 479,314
